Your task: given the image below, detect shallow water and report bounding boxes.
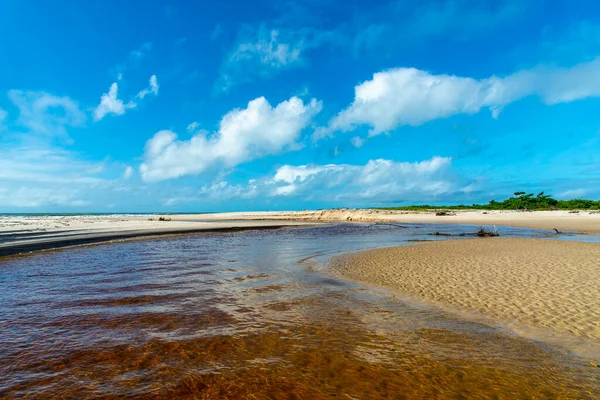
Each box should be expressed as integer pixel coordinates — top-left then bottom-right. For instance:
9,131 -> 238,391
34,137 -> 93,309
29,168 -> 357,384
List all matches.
1,223 -> 598,398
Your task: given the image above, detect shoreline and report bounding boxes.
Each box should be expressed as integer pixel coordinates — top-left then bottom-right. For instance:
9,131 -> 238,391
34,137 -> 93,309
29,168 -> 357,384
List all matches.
0,219 -> 316,257
329,238 -> 600,358
172,209 -> 600,233
2,208 -> 600,257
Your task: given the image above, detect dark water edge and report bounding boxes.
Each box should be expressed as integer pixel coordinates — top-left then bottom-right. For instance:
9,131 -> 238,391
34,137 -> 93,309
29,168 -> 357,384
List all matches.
1,223 -> 599,399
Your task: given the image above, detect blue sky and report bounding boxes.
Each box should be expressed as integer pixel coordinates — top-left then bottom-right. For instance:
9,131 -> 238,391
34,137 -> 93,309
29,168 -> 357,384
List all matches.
1,0 -> 600,212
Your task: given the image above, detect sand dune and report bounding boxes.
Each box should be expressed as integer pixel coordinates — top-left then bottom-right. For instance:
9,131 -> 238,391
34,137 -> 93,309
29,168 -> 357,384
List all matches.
330,238 -> 600,354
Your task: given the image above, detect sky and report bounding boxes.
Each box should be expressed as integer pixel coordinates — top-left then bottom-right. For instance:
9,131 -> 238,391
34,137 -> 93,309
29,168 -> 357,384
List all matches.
1,0 -> 600,213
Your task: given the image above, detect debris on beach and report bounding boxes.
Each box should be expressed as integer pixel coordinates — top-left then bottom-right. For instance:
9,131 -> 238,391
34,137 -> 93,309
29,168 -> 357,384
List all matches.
435,210 -> 456,216
429,226 -> 500,237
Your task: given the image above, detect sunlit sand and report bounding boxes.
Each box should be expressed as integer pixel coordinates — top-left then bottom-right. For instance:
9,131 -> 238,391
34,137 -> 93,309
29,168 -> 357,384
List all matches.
331,238 -> 600,356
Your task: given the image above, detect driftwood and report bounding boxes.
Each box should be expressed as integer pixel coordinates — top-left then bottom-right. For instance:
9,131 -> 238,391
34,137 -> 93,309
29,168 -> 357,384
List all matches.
435,210 -> 456,216
429,226 -> 500,237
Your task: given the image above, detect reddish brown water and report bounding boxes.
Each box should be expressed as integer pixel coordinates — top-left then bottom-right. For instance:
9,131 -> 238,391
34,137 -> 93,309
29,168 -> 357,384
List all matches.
1,224 -> 598,398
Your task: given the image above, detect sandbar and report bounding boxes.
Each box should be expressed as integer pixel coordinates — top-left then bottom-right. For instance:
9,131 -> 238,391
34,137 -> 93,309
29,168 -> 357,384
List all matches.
0,216 -> 314,257
330,238 -> 600,354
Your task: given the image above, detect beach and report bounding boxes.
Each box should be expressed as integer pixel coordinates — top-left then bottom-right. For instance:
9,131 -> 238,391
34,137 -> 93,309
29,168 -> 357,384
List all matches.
2,209 -> 600,256
0,215 -> 314,257
178,209 -> 600,233
330,238 -> 600,356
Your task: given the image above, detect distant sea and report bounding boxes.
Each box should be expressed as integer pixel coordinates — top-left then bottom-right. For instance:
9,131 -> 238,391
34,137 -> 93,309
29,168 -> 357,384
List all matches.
0,212 -> 212,217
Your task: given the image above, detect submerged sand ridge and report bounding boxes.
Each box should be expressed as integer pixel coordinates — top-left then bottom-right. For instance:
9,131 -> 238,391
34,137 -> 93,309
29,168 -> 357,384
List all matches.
330,238 -> 600,354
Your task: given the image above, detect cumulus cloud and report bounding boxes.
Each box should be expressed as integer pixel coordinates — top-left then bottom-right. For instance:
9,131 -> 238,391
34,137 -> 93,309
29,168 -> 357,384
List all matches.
93,83 -> 134,121
163,156 -> 458,205
8,90 -> 85,138
319,58 -> 600,138
94,75 -> 159,121
270,156 -> 454,200
140,96 -> 322,181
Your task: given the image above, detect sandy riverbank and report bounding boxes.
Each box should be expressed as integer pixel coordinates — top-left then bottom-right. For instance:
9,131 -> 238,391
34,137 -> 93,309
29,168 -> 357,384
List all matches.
330,238 -> 600,355
174,209 -> 600,233
2,208 -> 599,256
0,215 -> 314,257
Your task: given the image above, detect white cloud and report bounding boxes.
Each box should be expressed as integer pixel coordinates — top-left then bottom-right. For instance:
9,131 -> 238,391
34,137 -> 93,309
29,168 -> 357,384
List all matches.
0,147 -> 104,185
140,96 -> 322,181
123,166 -> 134,180
320,58 -> 600,138
218,25 -> 332,90
136,75 -> 159,99
186,121 -> 200,133
351,136 -> 364,147
94,75 -> 159,121
229,29 -> 301,69
0,107 -> 7,125
8,90 -> 85,138
0,147 -> 109,209
162,180 -> 260,206
269,156 -> 454,200
273,164 -> 331,184
164,156 -> 456,205
0,187 -> 89,208
93,82 -> 134,121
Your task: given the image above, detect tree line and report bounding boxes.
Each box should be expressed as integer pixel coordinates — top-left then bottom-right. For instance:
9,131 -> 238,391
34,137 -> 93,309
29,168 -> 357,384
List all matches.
380,192 -> 600,211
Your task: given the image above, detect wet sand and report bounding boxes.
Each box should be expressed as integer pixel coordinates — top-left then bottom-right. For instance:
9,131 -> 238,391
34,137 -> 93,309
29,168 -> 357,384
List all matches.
331,238 -> 600,355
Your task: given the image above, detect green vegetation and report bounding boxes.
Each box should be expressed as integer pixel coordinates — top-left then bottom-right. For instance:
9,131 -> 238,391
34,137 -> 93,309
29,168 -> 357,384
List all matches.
379,192 -> 600,211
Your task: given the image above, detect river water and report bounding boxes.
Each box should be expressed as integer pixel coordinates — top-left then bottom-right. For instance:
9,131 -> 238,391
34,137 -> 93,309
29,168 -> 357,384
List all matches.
1,223 -> 598,398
